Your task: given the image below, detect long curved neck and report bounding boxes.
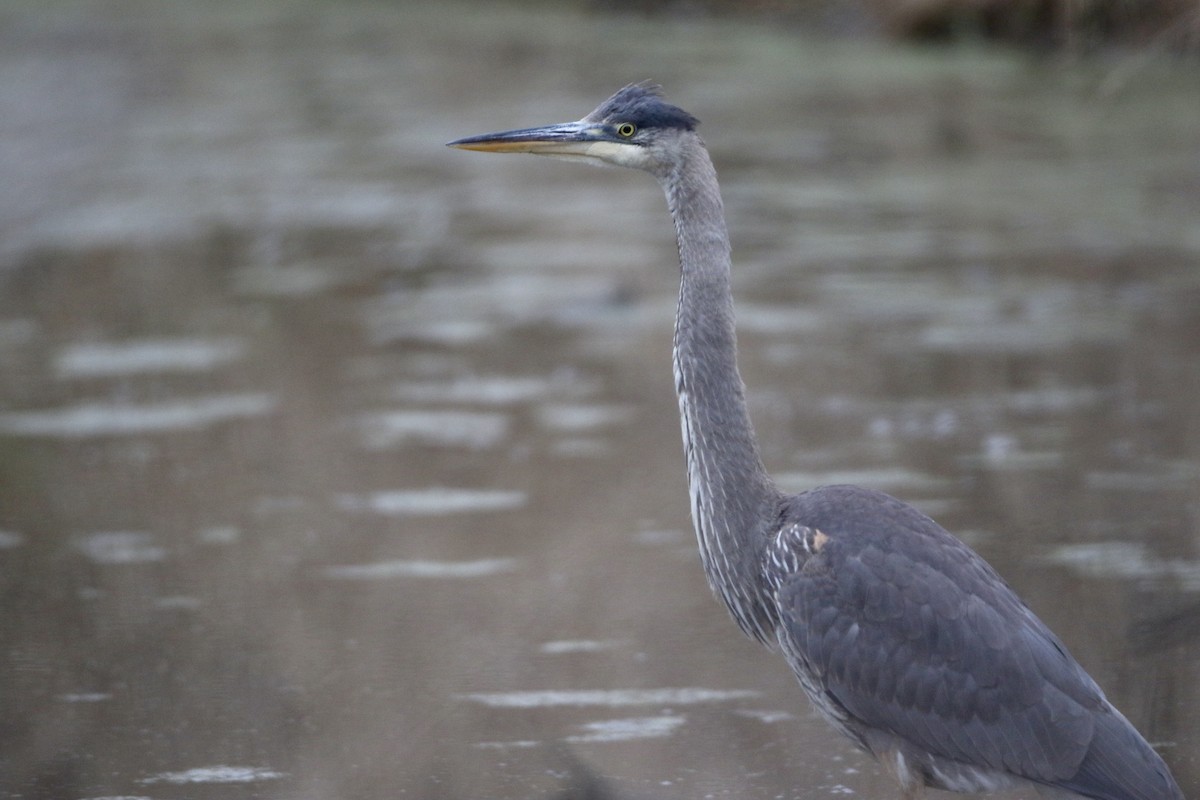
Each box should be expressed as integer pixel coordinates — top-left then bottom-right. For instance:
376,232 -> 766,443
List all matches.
659,137 -> 780,644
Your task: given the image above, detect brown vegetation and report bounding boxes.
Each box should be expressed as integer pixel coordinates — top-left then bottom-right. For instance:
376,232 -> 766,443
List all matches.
875,0 -> 1200,50
589,0 -> 1200,50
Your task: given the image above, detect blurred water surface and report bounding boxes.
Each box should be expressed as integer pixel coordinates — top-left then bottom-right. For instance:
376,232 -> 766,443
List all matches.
1,2 -> 1198,798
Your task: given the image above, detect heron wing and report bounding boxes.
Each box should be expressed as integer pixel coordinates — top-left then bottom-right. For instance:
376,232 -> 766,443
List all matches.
771,486 -> 1101,783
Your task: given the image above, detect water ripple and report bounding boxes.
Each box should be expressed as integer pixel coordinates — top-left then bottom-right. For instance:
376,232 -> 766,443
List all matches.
457,687 -> 759,708
0,393 -> 275,438
335,488 -> 526,515
54,337 -> 245,378
566,715 -> 687,743
321,558 -> 518,580
75,532 -> 167,565
139,766 -> 287,784
353,410 -> 509,449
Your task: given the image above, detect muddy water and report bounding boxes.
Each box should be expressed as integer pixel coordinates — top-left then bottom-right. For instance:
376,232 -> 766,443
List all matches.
1,2 -> 1198,798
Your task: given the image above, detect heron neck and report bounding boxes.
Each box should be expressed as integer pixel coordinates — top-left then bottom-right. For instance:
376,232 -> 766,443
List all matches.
660,139 -> 779,644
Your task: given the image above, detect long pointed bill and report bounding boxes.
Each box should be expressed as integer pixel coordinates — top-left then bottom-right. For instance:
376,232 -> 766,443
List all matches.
447,122 -> 609,157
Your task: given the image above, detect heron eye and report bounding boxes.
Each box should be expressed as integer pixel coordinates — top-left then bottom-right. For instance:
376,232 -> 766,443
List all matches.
616,122 -> 637,138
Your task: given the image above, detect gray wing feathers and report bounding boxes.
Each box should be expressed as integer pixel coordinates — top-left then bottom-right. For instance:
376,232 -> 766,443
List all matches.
1060,705 -> 1185,800
776,533 -> 1098,782
767,486 -> 1181,799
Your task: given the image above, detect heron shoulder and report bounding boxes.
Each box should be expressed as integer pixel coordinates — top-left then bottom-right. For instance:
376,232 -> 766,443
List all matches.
767,484 -> 1092,694
765,483 -> 1119,788
770,485 -> 1015,594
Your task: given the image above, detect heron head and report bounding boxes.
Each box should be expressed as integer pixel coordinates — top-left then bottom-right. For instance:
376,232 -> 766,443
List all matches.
447,83 -> 699,177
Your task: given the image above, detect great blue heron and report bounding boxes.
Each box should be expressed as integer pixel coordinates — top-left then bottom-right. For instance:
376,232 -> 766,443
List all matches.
448,84 -> 1184,800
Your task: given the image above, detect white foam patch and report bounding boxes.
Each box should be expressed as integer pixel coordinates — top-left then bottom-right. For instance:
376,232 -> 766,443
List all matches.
474,739 -> 541,750
321,558 -> 518,580
58,692 -> 112,703
335,488 -> 526,516
354,410 -> 509,449
539,640 -> 626,655
75,532 -> 167,565
565,715 -> 686,743
140,766 -> 286,785
393,375 -> 557,405
0,394 -> 275,437
456,687 -> 759,708
0,530 -> 25,549
54,338 -> 245,378
735,708 -> 794,724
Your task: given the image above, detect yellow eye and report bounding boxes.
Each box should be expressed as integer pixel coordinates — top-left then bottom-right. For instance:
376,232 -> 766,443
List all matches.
616,122 -> 637,138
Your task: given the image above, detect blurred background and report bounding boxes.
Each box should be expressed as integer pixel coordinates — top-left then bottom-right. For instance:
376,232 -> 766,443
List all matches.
1,1 -> 1198,798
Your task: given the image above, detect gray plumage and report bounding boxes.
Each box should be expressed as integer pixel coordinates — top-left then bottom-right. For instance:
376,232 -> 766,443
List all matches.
448,84 -> 1184,800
